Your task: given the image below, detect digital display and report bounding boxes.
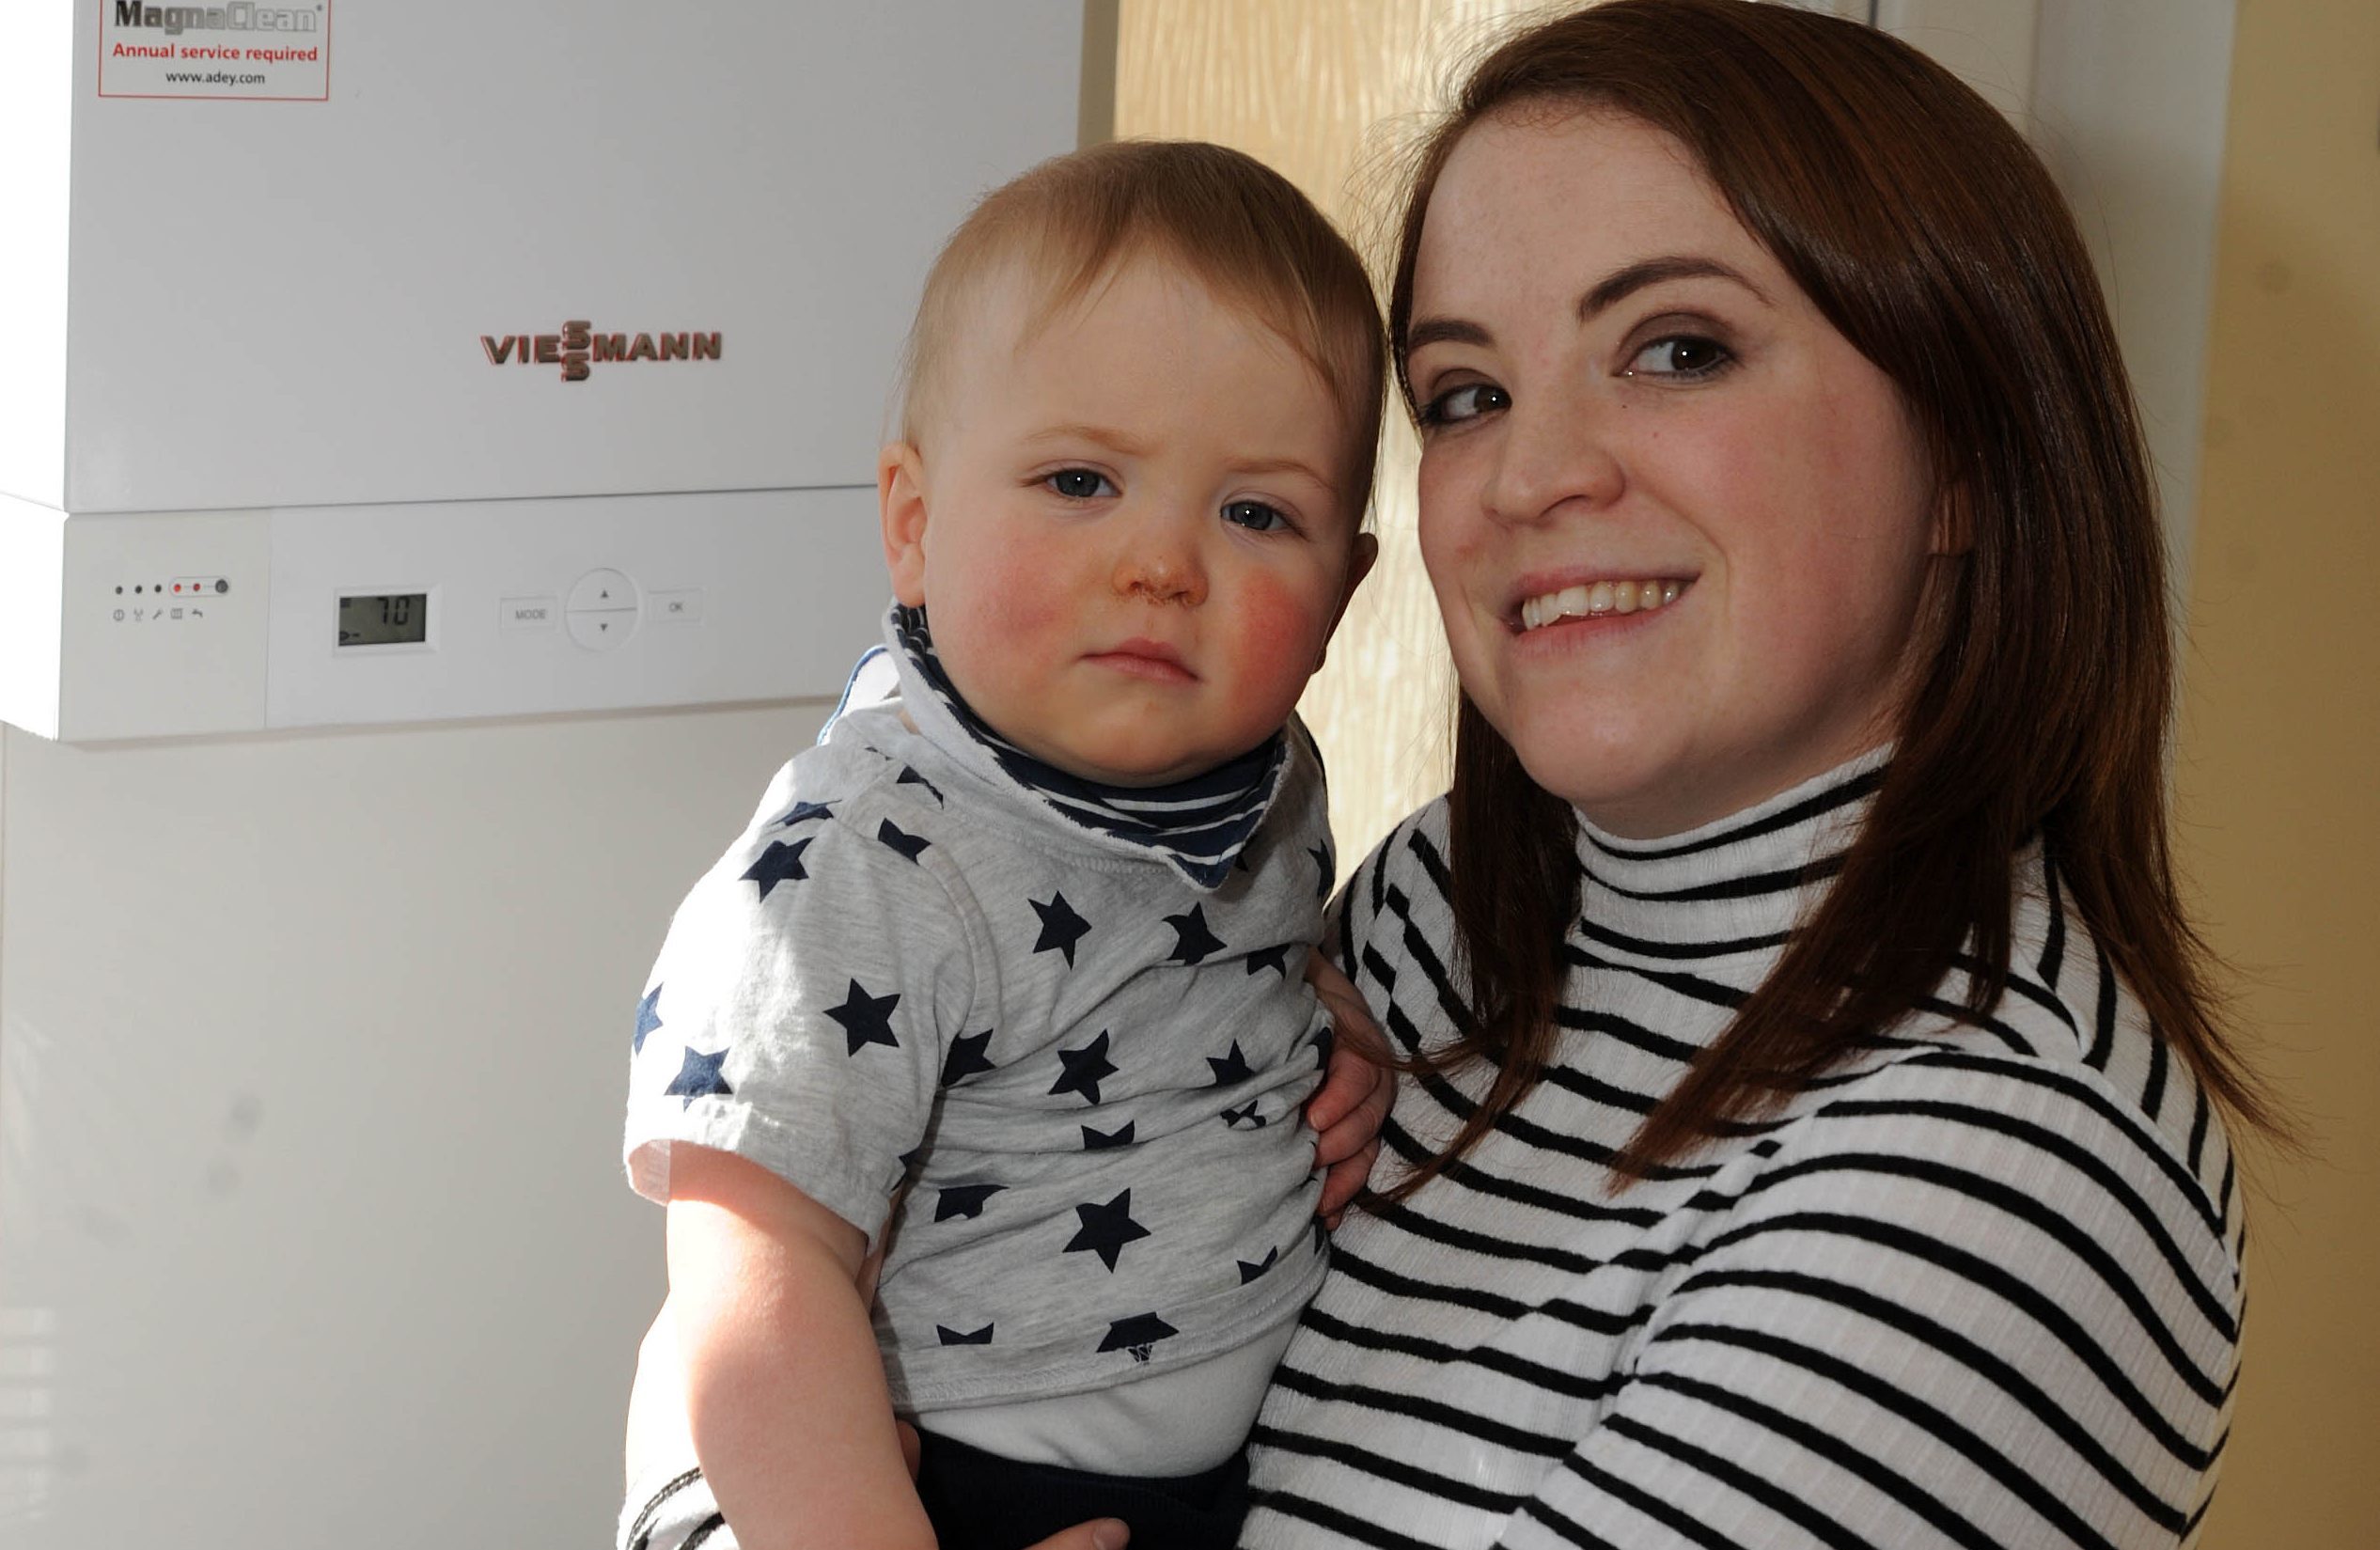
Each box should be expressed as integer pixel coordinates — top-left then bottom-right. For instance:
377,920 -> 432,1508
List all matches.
337,593 -> 430,648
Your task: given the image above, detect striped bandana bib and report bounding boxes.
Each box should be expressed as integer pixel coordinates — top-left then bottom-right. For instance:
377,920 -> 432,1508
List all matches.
827,605 -> 1290,891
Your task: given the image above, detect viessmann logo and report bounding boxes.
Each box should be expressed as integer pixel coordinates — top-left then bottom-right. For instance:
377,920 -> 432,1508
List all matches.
481,321 -> 725,384
113,2 -> 320,37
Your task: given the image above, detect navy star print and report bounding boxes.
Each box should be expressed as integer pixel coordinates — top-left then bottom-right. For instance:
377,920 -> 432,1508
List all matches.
1049,1030 -> 1117,1105
1222,1101 -> 1267,1130
633,986 -> 664,1054
897,765 -> 946,805
1307,842 -> 1333,900
1099,1313 -> 1179,1358
665,1045 -> 732,1105
1164,903 -> 1226,965
876,820 -> 931,863
940,1029 -> 995,1086
937,1323 -> 994,1346
1238,1245 -> 1280,1283
1244,942 -> 1296,978
1065,1190 -> 1151,1272
1030,892 -> 1092,967
1081,1120 -> 1135,1151
1207,1041 -> 1257,1088
824,979 -> 900,1056
773,799 -> 834,828
934,1183 -> 1004,1222
742,838 -> 812,900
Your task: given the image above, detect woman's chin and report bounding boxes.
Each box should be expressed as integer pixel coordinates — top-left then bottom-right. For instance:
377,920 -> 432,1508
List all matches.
1507,729 -> 1696,835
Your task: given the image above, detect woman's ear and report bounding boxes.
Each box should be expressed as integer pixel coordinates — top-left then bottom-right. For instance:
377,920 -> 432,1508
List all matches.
879,442 -> 931,606
1931,482 -> 1977,556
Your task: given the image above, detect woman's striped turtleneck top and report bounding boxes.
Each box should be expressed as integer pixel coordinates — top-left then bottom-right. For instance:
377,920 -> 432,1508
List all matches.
1242,755 -> 2242,1550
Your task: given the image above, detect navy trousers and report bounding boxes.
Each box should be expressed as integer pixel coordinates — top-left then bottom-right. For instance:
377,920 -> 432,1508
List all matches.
915,1429 -> 1249,1550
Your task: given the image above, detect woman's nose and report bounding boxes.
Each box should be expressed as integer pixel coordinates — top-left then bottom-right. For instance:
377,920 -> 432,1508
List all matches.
1482,384 -> 1625,526
1113,509 -> 1210,605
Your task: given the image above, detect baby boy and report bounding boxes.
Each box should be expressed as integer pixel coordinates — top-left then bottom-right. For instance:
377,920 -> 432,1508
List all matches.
619,139 -> 1385,1550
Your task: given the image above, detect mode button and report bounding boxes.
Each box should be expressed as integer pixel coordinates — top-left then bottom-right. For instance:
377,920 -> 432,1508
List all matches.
501,595 -> 558,632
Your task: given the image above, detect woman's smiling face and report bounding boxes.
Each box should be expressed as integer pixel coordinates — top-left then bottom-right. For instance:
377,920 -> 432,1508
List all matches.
1407,108 -> 1949,838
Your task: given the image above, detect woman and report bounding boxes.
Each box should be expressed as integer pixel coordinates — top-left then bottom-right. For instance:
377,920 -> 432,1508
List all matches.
1241,2 -> 2278,1546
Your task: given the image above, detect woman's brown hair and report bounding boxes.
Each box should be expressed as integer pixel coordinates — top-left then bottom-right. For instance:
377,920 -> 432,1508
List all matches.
1379,0 -> 2285,1191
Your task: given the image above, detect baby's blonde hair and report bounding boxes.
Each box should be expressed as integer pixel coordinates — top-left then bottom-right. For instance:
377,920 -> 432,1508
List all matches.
898,140 -> 1387,525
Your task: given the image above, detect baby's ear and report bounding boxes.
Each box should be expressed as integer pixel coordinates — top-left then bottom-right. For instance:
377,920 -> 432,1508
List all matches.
879,443 -> 931,607
1330,532 -> 1379,632
1315,531 -> 1379,671
1345,532 -> 1380,600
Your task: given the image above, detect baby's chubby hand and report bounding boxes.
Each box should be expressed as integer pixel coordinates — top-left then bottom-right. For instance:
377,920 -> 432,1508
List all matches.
1302,950 -> 1392,1228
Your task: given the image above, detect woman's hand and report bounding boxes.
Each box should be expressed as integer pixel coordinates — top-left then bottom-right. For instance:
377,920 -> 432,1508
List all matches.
1022,1521 -> 1129,1550
1303,949 -> 1392,1228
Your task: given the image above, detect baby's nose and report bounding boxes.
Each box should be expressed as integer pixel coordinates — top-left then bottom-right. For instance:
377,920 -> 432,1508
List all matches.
1113,517 -> 1209,605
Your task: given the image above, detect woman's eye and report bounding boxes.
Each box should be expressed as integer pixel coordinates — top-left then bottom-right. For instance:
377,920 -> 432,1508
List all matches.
1222,499 -> 1291,533
1046,468 -> 1115,499
1624,336 -> 1733,380
1419,382 -> 1510,427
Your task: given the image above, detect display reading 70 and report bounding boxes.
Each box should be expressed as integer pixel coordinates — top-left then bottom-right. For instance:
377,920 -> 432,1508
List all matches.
337,593 -> 430,648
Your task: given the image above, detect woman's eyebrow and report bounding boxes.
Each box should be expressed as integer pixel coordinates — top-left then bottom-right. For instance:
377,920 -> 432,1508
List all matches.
1405,256 -> 1768,355
1403,316 -> 1493,355
1579,256 -> 1768,320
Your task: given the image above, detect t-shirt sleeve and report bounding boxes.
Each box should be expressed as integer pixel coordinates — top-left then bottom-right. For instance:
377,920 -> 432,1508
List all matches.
1490,1057 -> 2239,1549
621,791 -> 978,1248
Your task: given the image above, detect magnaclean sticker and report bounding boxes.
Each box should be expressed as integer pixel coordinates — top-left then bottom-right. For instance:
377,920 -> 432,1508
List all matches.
99,2 -> 333,102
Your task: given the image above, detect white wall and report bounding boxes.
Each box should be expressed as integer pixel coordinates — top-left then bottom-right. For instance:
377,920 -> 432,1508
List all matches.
2028,0 -> 2238,607
0,702 -> 826,1546
1877,0 -> 2235,607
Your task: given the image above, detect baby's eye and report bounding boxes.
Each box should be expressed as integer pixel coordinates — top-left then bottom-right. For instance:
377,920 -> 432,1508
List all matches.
1222,499 -> 1292,533
1418,382 -> 1510,427
1623,336 -> 1733,381
1046,468 -> 1117,500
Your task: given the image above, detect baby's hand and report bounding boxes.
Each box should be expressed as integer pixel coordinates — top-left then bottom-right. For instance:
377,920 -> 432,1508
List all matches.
1302,950 -> 1391,1229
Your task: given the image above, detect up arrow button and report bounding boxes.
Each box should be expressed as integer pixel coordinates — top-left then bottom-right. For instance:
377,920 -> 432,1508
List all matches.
567,568 -> 640,650
569,568 -> 637,615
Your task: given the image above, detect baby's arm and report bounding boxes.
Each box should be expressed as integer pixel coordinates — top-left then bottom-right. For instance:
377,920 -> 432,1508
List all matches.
665,1144 -> 934,1550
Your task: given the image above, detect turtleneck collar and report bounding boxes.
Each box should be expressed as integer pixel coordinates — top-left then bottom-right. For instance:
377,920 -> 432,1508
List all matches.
1572,748 -> 1890,955
826,605 -> 1290,892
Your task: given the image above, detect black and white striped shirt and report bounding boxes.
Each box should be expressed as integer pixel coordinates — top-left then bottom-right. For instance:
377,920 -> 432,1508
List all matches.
1243,757 -> 2240,1549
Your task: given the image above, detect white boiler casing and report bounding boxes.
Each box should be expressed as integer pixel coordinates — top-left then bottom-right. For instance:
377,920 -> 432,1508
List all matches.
0,6 -> 1083,1548
0,1 -> 1082,741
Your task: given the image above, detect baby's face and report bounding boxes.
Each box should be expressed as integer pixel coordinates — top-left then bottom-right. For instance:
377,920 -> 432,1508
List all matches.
882,257 -> 1374,787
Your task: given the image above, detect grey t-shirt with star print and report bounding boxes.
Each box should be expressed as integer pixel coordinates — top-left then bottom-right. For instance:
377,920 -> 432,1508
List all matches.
620,665 -> 1334,1412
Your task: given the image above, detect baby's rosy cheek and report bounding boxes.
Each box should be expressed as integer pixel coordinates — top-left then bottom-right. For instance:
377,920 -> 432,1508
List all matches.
962,555 -> 1070,635
1228,575 -> 1336,688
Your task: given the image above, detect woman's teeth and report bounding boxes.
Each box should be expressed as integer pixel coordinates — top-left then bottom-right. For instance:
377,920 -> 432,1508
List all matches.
1519,580 -> 1684,632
